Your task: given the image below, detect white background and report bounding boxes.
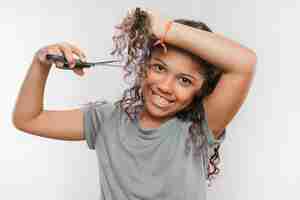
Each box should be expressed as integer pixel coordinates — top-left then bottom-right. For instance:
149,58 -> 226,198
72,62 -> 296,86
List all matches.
1,0 -> 299,199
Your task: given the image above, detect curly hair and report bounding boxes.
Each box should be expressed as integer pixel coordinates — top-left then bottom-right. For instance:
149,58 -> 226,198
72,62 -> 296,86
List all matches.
111,8 -> 224,185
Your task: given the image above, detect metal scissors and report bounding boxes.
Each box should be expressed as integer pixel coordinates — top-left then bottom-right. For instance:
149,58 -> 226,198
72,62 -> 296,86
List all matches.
46,54 -> 122,70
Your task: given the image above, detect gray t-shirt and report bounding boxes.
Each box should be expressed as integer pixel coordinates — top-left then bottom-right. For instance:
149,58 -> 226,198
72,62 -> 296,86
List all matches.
80,100 -> 226,200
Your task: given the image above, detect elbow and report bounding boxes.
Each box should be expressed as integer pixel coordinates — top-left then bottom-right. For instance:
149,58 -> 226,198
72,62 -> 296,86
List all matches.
12,118 -> 33,134
12,113 -> 29,133
240,48 -> 257,75
12,109 -> 22,131
12,116 -> 25,132
12,112 -> 20,130
248,49 -> 257,70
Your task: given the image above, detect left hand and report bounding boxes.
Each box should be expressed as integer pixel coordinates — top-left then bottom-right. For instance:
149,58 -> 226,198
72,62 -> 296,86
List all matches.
140,8 -> 170,38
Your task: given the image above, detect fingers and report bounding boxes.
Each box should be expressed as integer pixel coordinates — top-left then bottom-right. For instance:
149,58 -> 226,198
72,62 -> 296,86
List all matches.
72,68 -> 84,76
65,42 -> 87,76
67,42 -> 87,62
36,41 -> 87,77
36,45 -> 62,66
58,42 -> 76,68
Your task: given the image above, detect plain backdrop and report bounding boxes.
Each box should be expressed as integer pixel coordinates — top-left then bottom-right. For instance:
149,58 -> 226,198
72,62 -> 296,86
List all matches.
1,0 -> 299,199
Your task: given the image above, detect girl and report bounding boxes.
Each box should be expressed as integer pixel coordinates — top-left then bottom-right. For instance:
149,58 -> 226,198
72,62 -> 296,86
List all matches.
12,8 -> 256,200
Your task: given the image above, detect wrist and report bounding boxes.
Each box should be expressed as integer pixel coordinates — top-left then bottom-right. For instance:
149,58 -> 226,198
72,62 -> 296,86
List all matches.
32,55 -> 52,73
153,19 -> 173,38
152,20 -> 174,53
33,52 -> 52,69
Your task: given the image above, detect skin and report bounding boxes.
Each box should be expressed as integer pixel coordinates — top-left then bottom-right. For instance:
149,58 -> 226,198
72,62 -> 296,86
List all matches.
139,46 -> 205,129
146,9 -> 256,138
13,8 -> 256,142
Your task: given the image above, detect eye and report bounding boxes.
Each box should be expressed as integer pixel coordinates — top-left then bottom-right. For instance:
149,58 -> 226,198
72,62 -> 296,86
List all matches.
178,77 -> 192,87
151,64 -> 165,73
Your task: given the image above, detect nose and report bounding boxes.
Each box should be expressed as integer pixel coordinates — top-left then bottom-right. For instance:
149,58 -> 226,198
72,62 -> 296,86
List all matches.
157,75 -> 174,94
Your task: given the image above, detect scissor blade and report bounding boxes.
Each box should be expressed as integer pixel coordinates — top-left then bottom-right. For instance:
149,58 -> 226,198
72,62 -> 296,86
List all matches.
92,63 -> 123,67
89,60 -> 121,65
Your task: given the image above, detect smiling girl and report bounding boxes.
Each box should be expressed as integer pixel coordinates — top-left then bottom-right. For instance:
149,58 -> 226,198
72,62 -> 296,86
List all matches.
13,8 -> 256,200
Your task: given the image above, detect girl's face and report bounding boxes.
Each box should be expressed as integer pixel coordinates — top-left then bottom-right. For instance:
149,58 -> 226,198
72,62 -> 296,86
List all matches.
140,47 -> 205,124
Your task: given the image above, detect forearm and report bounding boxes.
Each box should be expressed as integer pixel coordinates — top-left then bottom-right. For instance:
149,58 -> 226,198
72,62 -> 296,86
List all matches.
12,56 -> 51,126
161,21 -> 257,74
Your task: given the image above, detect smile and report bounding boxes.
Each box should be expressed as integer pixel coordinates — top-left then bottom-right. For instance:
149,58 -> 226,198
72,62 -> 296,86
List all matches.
150,89 -> 175,108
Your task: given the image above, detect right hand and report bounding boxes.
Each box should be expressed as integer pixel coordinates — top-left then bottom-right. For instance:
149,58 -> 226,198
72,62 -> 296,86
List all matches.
34,42 -> 87,76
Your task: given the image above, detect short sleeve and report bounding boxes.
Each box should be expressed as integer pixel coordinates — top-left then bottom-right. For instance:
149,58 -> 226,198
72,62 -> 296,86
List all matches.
79,100 -> 109,150
205,124 -> 226,147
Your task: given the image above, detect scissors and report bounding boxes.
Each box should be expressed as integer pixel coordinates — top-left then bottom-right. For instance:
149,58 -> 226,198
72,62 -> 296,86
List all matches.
46,54 -> 122,70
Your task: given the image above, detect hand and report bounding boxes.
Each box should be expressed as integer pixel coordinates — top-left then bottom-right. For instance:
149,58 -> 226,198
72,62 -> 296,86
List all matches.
34,42 -> 87,76
141,8 -> 171,38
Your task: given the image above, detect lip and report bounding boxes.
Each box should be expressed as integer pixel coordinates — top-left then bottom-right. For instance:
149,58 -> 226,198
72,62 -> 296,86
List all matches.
151,89 -> 175,103
150,89 -> 175,108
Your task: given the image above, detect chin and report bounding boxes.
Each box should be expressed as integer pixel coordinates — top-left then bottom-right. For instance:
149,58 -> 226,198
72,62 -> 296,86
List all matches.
141,84 -> 179,120
144,99 -> 177,121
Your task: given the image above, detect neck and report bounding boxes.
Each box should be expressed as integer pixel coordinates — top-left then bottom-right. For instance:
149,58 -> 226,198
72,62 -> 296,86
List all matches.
138,110 -> 172,129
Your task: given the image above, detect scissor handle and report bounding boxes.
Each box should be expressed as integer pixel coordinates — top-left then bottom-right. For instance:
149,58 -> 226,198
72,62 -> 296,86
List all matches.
46,54 -> 91,70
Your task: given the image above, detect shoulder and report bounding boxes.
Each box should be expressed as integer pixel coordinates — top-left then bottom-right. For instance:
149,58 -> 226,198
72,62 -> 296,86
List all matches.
80,99 -> 120,120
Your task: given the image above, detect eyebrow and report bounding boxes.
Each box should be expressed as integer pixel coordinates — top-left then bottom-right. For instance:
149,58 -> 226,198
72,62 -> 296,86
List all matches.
153,57 -> 201,81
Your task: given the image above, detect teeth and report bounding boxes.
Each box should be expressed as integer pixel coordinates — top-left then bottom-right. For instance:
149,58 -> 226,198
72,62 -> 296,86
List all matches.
152,94 -> 170,107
